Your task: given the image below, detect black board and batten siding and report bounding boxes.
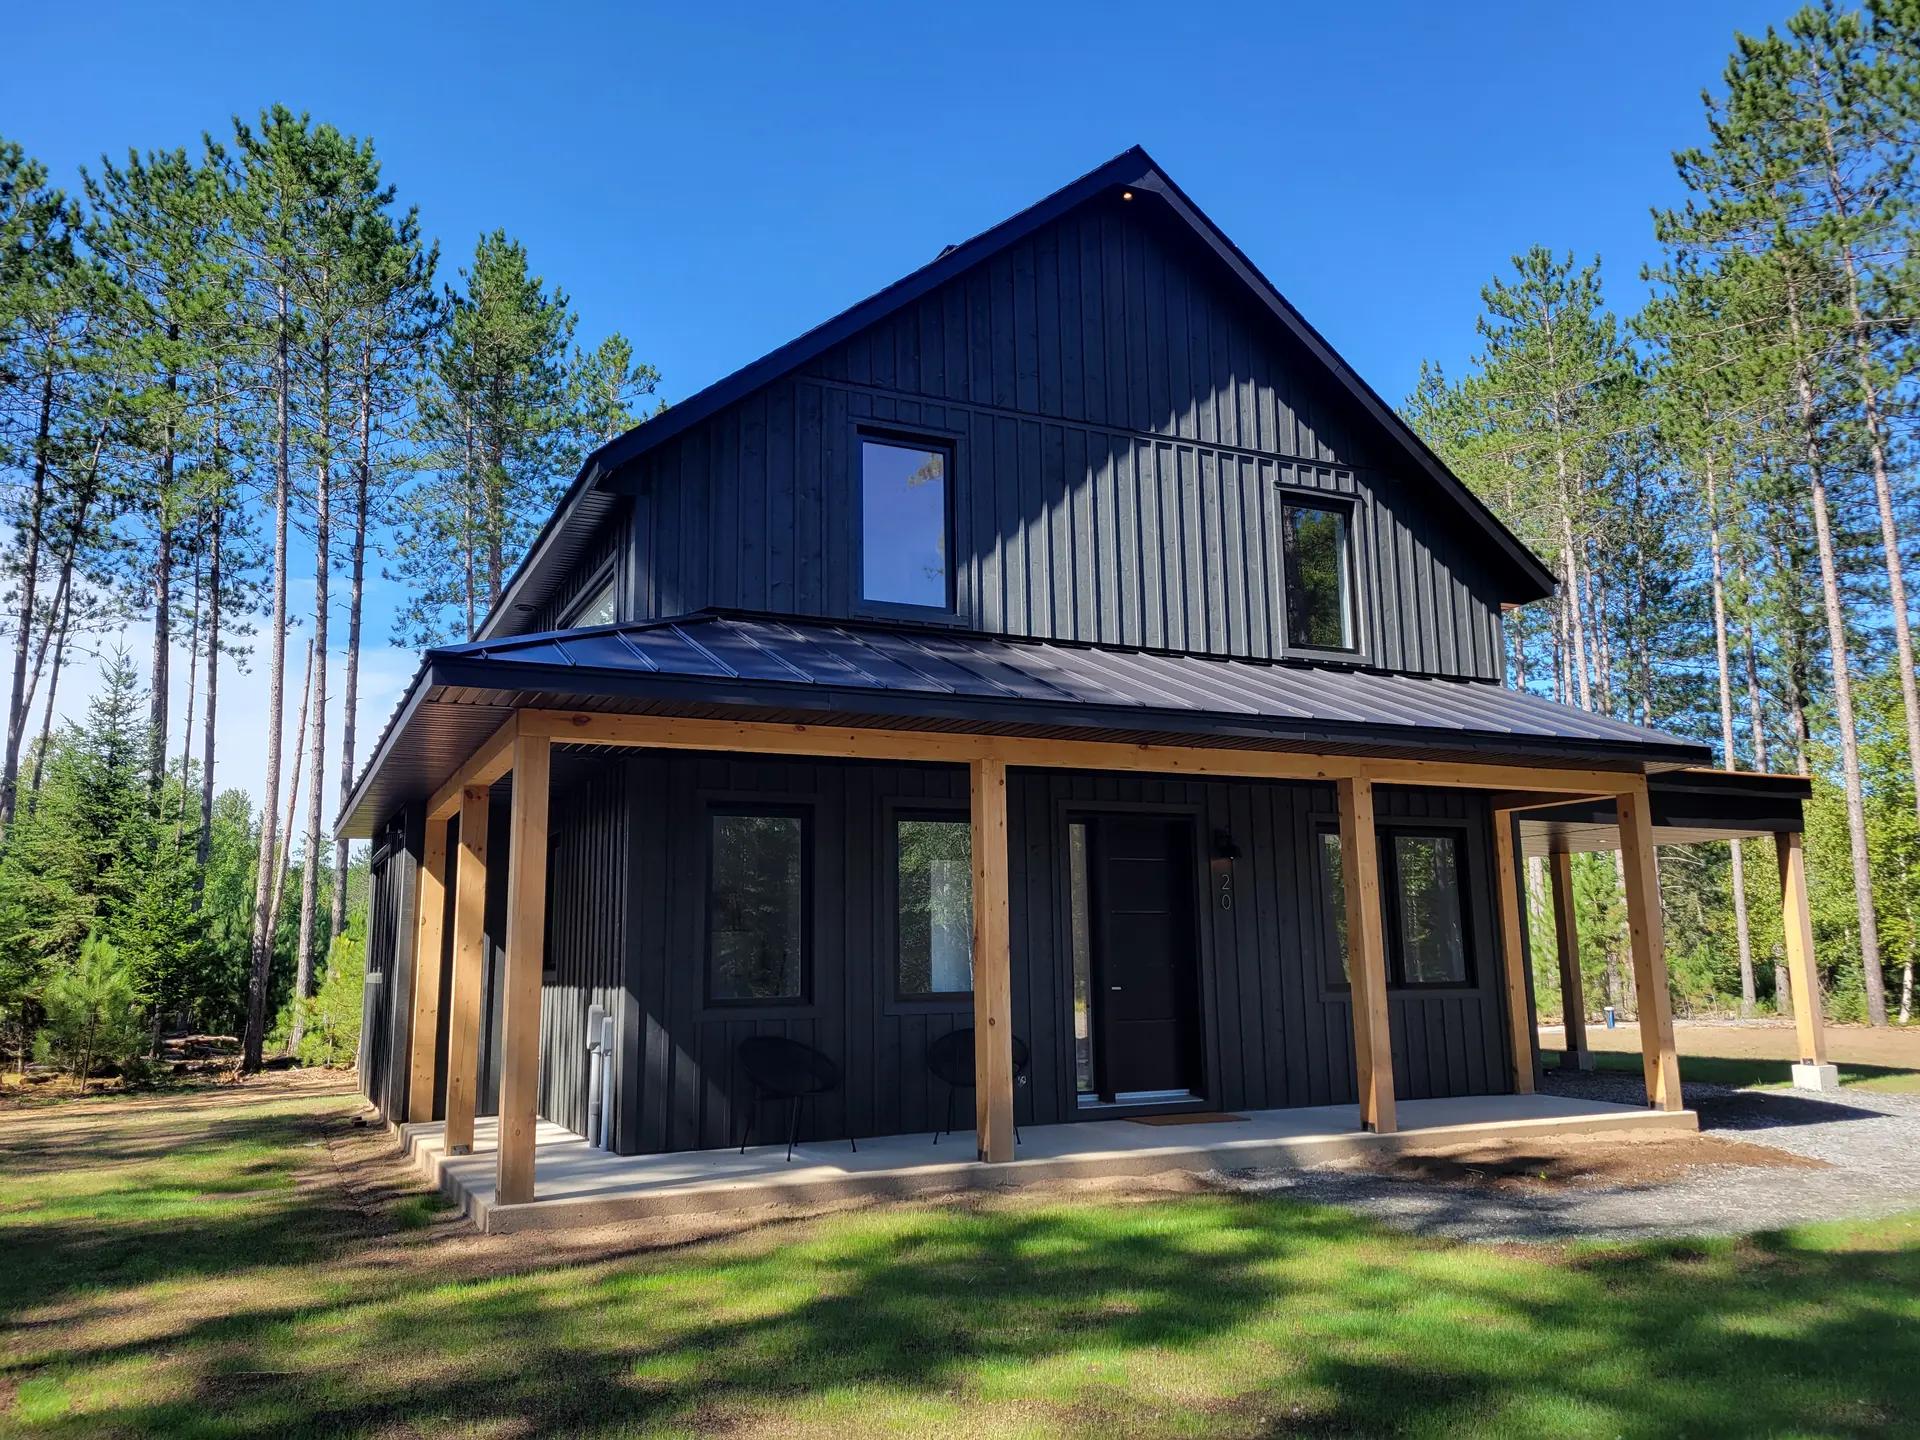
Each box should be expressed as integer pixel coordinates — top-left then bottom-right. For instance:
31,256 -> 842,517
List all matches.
620,197 -> 1506,679
357,753 -> 1514,1151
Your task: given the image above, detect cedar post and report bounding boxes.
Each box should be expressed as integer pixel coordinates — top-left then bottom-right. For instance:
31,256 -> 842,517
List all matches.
970,756 -> 1015,1163
1775,831 -> 1828,1068
1490,809 -> 1536,1094
405,817 -> 450,1122
1337,776 -> 1396,1133
1549,851 -> 1593,1071
442,786 -> 490,1154
496,732 -> 551,1207
1618,781 -> 1682,1110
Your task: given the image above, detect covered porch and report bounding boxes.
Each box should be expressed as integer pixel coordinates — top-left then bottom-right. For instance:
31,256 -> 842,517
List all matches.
340,613 -> 1832,1212
400,1089 -> 1695,1233
1515,768 -> 1834,1091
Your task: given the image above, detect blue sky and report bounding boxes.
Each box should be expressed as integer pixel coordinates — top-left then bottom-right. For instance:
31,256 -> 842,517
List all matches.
7,0 -> 1785,812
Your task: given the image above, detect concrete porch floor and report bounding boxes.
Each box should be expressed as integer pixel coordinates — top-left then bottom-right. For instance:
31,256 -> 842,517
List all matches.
401,1094 -> 1697,1233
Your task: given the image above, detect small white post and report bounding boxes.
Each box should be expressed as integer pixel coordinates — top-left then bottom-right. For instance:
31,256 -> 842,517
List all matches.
585,1002 -> 606,1149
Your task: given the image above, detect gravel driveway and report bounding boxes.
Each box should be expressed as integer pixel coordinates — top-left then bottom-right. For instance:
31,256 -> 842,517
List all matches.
1216,1070 -> 1920,1243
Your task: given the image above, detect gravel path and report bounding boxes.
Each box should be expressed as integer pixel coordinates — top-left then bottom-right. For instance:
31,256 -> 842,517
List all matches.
1215,1071 -> 1920,1243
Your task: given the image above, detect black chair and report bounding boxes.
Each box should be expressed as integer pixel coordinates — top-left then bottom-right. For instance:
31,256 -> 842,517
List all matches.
926,1027 -> 1030,1146
735,1035 -> 857,1163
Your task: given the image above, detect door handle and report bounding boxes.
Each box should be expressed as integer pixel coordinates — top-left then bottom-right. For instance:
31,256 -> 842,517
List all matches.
1110,985 -> 1123,992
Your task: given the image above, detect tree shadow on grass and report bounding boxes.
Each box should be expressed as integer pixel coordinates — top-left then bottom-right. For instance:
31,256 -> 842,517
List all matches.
21,1193 -> 1920,1439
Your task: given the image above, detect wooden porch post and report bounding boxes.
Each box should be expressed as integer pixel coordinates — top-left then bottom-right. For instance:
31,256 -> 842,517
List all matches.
405,817 -> 450,1122
1337,776 -> 1395,1134
1549,851 -> 1593,1071
1617,781 -> 1682,1111
1490,810 -> 1536,1095
1775,830 -> 1834,1085
442,786 -> 490,1154
496,732 -> 551,1206
970,756 -> 1015,1163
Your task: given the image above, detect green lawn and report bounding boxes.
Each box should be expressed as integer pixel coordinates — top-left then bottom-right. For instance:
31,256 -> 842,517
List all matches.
1540,1047 -> 1920,1093
3,1080 -> 1917,1438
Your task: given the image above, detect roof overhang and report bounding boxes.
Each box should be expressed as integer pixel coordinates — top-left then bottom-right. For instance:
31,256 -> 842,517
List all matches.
339,613 -> 1712,839
1517,768 -> 1813,854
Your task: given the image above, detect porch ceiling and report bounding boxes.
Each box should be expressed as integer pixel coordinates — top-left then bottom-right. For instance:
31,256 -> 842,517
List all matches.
1516,767 -> 1812,856
339,610 -> 1715,839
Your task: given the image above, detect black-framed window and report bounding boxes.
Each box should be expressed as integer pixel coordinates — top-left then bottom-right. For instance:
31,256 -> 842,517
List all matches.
564,575 -> 617,628
1316,824 -> 1472,988
1386,830 -> 1469,986
893,812 -> 972,998
860,435 -> 951,610
705,807 -> 810,1004
1282,497 -> 1357,652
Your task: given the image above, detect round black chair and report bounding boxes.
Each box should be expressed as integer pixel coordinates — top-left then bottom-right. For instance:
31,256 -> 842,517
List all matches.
926,1027 -> 1031,1146
735,1035 -> 857,1163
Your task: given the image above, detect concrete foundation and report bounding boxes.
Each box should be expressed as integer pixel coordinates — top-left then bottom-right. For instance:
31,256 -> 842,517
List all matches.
399,1093 -> 1699,1234
1791,1062 -> 1842,1093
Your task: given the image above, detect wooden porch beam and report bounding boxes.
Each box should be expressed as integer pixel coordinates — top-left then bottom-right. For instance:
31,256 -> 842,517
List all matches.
496,731 -> 551,1207
1618,780 -> 1682,1111
405,816 -> 450,1123
970,756 -> 1015,1163
442,785 -> 491,1153
1775,830 -> 1828,1067
1549,851 -> 1593,1071
513,710 -> 1649,794
427,713 -> 520,822
1337,776 -> 1395,1134
1489,809 -> 1536,1095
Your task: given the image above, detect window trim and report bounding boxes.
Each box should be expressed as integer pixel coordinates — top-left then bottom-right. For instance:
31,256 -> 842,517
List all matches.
559,558 -> 619,630
1278,491 -> 1363,661
702,802 -> 814,1009
886,801 -> 974,1006
1314,817 -> 1476,993
854,427 -> 962,622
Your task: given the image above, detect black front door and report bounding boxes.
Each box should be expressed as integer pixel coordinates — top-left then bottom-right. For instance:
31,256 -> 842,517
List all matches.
1082,814 -> 1202,1101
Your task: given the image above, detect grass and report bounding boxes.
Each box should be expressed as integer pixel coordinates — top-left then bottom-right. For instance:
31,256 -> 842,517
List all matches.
3,1082 -> 1919,1437
1540,1046 -> 1920,1093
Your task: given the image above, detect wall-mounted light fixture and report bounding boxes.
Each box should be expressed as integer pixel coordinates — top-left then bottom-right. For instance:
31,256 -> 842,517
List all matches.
1210,828 -> 1242,911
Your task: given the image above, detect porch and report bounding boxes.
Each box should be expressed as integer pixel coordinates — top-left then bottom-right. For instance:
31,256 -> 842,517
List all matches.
401,1090 -> 1695,1233
343,614 -> 1832,1213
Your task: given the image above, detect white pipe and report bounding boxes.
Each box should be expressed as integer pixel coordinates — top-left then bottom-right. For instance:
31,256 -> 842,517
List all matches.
585,1003 -> 606,1149
598,1013 -> 615,1151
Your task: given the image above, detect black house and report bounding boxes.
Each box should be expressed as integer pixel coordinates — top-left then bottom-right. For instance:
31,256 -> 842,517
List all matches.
342,149 -> 1822,1208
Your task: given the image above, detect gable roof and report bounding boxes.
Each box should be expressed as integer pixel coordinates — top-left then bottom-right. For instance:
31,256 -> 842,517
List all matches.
477,146 -> 1554,641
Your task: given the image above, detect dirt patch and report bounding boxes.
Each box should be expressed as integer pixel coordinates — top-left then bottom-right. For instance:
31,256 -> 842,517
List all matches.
1325,1131 -> 1826,1193
1543,1018 -> 1920,1071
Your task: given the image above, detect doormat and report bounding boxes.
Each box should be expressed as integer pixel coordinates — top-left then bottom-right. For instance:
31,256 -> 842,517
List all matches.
1127,1112 -> 1248,1126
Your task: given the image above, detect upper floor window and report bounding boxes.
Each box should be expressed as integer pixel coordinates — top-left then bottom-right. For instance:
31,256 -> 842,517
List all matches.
564,575 -> 617,628
861,436 -> 950,610
1282,498 -> 1356,653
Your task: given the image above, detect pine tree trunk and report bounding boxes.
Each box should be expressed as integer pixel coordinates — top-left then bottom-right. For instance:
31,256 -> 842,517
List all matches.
175,542 -> 202,848
1785,270 -> 1888,1025
330,344 -> 373,943
27,567 -> 74,817
0,352 -> 55,839
243,278 -> 293,1073
1704,458 -> 1757,1014
292,332 -> 333,1052
197,493 -> 223,877
1810,57 -> 1920,875
269,642 -> 315,1045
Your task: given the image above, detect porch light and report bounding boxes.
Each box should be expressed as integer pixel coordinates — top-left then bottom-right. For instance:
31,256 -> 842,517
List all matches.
1210,828 -> 1242,911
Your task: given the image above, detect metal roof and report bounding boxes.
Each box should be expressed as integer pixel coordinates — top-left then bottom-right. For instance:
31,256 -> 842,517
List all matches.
340,610 -> 1713,838
1517,767 -> 1812,855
